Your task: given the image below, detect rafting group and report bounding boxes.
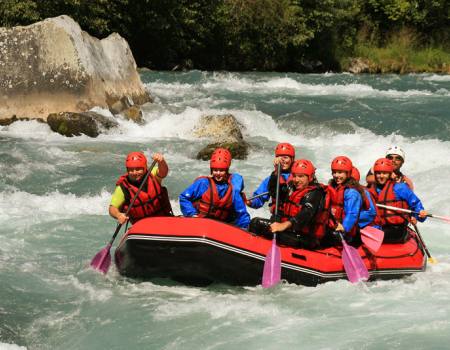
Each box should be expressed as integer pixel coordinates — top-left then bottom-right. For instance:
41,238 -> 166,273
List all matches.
108,143 -> 430,252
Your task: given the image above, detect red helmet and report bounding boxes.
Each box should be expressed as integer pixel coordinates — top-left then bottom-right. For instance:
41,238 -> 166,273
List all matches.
125,152 -> 147,169
210,148 -> 232,169
351,166 -> 361,182
331,156 -> 353,173
373,158 -> 394,173
291,159 -> 315,180
275,143 -> 295,158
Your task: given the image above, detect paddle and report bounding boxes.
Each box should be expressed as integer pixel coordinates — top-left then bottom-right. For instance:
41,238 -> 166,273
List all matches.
360,226 -> 384,253
412,223 -> 437,264
247,191 -> 269,201
90,160 -> 157,274
338,232 -> 369,283
262,163 -> 282,288
376,204 -> 450,224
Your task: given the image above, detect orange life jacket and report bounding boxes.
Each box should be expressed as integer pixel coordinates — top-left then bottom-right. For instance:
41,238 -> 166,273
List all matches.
369,180 -> 410,226
280,184 -> 328,240
193,176 -> 234,221
117,173 -> 172,223
328,184 -> 363,237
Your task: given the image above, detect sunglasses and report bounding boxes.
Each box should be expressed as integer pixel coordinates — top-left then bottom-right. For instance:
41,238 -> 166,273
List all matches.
386,155 -> 403,161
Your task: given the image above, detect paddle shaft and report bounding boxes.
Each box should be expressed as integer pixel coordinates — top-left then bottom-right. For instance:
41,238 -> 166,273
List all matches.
108,160 -> 158,245
412,223 -> 435,262
376,204 -> 449,222
274,163 -> 281,220
247,191 -> 269,201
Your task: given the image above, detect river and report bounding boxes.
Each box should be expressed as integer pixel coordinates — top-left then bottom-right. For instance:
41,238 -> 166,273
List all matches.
1,72 -> 449,349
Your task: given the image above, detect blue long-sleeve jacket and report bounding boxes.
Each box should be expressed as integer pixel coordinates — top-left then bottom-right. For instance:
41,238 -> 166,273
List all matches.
375,182 -> 426,222
342,188 -> 363,233
358,189 -> 377,228
249,172 -> 290,209
179,173 -> 250,229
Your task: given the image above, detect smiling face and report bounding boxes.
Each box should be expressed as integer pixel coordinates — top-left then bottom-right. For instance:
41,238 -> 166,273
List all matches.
332,170 -> 348,185
127,167 -> 146,181
375,171 -> 391,185
211,168 -> 228,182
292,173 -> 310,190
386,155 -> 404,172
277,156 -> 293,171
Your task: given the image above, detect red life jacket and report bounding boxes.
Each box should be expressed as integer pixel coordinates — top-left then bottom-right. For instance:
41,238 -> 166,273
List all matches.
269,173 -> 290,214
328,183 -> 362,237
117,173 -> 172,223
280,184 -> 328,240
193,176 -> 234,221
369,180 -> 409,226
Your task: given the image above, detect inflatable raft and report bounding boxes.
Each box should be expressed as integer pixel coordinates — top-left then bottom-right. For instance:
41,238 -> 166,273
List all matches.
114,217 -> 426,286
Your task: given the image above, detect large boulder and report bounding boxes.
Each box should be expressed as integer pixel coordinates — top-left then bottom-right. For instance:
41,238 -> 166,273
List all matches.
0,15 -> 151,123
193,114 -> 250,160
47,111 -> 118,137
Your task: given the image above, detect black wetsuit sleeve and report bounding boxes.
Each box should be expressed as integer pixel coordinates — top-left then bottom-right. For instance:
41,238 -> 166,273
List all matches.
288,188 -> 324,231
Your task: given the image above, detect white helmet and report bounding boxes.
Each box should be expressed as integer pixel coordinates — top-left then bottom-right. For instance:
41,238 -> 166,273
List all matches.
386,145 -> 405,160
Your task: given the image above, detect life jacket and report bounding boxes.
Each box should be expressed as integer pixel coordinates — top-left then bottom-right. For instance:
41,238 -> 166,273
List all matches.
394,171 -> 414,190
193,176 -> 234,221
117,173 -> 172,224
369,180 -> 410,226
328,183 -> 363,237
280,184 -> 328,240
269,172 -> 290,215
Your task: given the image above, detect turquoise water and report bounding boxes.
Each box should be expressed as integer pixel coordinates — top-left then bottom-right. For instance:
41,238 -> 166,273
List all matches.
1,72 -> 450,349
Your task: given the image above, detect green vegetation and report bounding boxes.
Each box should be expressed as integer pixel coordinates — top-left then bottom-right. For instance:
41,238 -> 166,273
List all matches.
1,0 -> 449,73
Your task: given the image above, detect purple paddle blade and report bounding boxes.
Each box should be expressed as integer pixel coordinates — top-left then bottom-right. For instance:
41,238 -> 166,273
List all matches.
341,242 -> 369,283
360,226 -> 384,253
90,243 -> 112,274
262,238 -> 281,288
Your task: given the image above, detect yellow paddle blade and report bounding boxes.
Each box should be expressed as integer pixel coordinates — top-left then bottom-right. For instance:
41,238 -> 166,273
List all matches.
428,256 -> 438,265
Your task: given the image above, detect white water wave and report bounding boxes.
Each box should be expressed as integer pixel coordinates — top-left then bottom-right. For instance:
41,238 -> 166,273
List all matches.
195,74 -> 448,98
0,343 -> 27,350
423,74 -> 450,82
0,189 -> 111,224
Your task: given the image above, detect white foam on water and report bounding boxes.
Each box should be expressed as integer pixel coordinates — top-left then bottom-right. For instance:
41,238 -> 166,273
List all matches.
0,343 -> 27,350
0,189 -> 111,224
195,73 -> 447,98
423,74 -> 450,82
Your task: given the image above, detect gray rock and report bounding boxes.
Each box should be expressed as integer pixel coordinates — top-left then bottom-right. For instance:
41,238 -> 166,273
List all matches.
196,141 -> 250,161
121,105 -> 144,124
0,15 -> 151,123
193,114 -> 245,143
109,95 -> 134,115
47,111 -> 118,137
193,114 -> 250,160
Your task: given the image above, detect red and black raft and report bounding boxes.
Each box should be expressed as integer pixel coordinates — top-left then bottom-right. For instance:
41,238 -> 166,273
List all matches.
114,217 -> 426,286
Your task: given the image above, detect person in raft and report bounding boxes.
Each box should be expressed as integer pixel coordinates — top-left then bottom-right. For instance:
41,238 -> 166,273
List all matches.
351,166 -> 378,230
245,142 -> 295,220
268,159 -> 328,249
179,148 -> 251,229
368,158 -> 427,243
327,156 -> 369,246
366,145 -> 414,190
109,151 -> 172,225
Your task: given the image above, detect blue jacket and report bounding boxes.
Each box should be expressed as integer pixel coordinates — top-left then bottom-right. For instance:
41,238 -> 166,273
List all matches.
358,189 -> 377,228
179,173 -> 250,229
342,188 -> 363,233
375,182 -> 426,222
249,172 -> 291,209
